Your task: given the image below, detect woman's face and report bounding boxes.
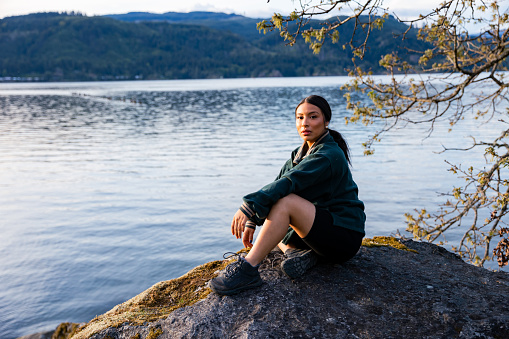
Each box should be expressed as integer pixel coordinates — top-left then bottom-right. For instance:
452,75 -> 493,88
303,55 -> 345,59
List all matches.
295,102 -> 327,146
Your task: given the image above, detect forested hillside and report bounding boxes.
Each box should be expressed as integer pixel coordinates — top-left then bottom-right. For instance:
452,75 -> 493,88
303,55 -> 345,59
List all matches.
0,12 -> 423,81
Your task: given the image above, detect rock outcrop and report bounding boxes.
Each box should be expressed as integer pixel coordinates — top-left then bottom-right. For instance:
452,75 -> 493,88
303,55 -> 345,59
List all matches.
29,237 -> 509,338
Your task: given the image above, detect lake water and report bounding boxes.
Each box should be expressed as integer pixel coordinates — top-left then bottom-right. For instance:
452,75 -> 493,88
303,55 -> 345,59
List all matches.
0,76 -> 505,338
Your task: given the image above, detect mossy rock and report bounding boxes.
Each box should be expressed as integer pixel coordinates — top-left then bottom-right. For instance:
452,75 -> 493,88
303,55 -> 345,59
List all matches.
145,327 -> 163,339
66,238 -> 414,338
70,259 -> 230,339
362,236 -> 418,253
52,322 -> 81,339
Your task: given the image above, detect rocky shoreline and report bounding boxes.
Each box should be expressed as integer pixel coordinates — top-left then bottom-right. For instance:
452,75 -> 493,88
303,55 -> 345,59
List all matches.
19,237 -> 509,338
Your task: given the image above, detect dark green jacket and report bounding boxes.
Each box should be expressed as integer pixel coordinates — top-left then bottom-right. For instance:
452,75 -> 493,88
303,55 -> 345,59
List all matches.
240,132 -> 365,236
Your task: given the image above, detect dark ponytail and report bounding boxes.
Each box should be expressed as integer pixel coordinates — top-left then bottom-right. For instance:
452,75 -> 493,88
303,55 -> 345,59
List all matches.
296,95 -> 351,165
328,129 -> 351,165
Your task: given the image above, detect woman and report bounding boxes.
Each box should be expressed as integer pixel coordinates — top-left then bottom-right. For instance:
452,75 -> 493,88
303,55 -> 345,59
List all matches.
210,95 -> 365,296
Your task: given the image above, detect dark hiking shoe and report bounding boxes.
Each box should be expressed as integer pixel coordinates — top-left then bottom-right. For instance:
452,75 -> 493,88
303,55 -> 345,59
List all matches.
210,253 -> 262,296
281,248 -> 318,279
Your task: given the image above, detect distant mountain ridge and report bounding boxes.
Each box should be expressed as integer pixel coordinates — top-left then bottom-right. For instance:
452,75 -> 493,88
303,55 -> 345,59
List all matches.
104,11 -> 248,22
0,11 -> 424,82
103,11 -> 264,41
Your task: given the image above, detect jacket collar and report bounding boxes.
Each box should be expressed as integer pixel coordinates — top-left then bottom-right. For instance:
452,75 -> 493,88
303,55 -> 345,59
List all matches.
293,130 -> 329,165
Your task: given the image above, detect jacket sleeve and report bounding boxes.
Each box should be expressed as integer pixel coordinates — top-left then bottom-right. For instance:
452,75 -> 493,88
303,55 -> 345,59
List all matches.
240,153 -> 333,224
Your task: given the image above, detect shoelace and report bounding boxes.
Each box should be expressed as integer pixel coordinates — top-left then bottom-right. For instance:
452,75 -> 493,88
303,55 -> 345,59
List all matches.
222,252 -> 244,278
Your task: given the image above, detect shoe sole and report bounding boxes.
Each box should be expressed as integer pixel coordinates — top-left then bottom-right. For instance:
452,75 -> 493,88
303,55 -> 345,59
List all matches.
209,279 -> 263,296
281,250 -> 318,279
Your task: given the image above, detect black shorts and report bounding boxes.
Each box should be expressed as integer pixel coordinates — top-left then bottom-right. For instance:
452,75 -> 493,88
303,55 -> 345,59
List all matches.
284,207 -> 364,264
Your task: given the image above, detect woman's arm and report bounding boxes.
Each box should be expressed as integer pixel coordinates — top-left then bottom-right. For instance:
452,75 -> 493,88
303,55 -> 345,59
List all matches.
242,153 -> 334,221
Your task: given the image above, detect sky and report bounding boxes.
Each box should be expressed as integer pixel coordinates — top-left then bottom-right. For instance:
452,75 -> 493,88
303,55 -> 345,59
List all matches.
0,0 -> 442,20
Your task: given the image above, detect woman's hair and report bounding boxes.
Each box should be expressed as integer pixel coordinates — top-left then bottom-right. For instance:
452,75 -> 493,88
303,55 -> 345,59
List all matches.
296,95 -> 351,164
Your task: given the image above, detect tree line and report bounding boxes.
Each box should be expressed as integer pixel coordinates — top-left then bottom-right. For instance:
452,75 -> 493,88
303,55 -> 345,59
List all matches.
0,12 -> 423,81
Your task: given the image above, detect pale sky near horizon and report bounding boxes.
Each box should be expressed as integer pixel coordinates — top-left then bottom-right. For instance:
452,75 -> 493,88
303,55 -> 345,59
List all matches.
0,0 -> 442,20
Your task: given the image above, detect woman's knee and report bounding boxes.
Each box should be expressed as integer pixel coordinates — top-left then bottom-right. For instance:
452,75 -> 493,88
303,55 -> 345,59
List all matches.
271,194 -> 301,213
270,194 -> 315,233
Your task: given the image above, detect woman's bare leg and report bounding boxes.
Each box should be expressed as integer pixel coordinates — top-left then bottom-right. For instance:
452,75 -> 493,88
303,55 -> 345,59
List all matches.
244,194 -> 315,266
277,242 -> 293,253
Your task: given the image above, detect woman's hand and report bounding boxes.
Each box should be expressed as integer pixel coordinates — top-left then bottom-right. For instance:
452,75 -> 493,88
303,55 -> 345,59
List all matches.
242,227 -> 255,248
231,209 -> 248,239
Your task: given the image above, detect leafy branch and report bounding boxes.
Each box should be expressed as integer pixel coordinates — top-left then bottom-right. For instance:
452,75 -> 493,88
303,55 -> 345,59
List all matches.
259,0 -> 388,54
406,126 -> 509,266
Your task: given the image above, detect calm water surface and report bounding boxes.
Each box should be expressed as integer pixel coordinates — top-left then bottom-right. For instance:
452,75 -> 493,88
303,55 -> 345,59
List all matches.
0,77 -> 505,338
